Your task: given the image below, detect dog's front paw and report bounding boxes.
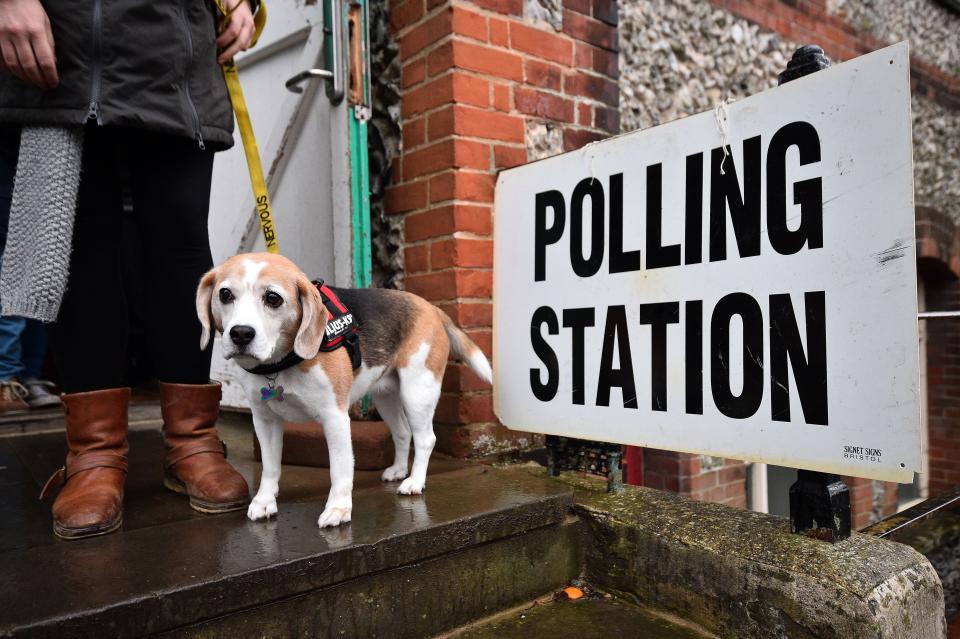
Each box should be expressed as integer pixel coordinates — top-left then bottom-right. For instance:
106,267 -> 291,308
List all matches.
397,477 -> 425,495
381,464 -> 408,482
317,505 -> 352,528
247,496 -> 278,521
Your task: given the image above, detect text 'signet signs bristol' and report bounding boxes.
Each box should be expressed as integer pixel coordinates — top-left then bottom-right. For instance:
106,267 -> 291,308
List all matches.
493,43 -> 920,483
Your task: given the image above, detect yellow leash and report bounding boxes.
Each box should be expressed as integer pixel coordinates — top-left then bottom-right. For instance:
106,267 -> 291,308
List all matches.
216,1 -> 279,254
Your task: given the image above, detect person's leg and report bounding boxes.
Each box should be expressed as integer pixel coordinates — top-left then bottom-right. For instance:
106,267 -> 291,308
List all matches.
48,126 -> 128,393
20,319 -> 60,407
0,126 -> 28,411
126,129 -> 248,512
0,317 -> 25,381
20,319 -> 46,379
128,129 -> 214,383
45,126 -> 131,540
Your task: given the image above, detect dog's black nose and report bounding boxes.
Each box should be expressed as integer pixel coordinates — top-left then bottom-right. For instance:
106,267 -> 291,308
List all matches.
230,325 -> 256,346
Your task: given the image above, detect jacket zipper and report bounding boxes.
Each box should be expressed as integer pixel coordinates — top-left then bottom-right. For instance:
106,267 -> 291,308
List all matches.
178,0 -> 205,149
87,0 -> 103,122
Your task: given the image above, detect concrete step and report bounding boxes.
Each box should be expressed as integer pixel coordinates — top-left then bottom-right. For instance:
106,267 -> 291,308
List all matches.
0,414 -> 578,638
162,512 -> 581,638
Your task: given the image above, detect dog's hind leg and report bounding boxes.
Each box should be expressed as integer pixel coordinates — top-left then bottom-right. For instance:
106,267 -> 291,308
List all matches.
373,392 -> 410,482
396,344 -> 442,496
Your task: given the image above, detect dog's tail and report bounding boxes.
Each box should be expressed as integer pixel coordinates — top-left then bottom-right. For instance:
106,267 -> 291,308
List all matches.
439,312 -> 493,384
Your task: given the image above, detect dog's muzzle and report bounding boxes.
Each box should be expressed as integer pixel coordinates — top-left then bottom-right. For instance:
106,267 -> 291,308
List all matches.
229,325 -> 256,347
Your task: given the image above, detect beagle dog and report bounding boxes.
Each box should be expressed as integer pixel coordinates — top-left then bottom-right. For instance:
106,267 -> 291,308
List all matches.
196,252 -> 493,528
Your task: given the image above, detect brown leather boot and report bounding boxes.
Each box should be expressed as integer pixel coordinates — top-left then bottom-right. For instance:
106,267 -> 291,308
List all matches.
40,388 -> 130,540
0,379 -> 29,413
160,382 -> 249,513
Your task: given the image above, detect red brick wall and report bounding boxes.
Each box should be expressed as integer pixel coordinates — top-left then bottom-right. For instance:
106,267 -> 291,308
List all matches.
919,208 -> 960,497
387,0 -> 619,456
838,476 -> 902,530
641,449 -> 747,508
841,476 -> 872,531
924,295 -> 960,498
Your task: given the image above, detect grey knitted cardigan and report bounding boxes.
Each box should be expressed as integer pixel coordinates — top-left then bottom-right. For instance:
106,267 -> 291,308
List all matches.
0,126 -> 83,322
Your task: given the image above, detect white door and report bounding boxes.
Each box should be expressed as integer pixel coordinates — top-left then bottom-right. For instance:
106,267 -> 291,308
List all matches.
207,1 -> 367,407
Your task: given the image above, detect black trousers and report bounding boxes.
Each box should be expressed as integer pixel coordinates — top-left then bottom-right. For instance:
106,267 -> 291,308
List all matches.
48,125 -> 216,393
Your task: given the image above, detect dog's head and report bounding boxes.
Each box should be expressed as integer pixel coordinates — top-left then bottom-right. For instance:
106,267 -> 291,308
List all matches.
196,253 -> 329,366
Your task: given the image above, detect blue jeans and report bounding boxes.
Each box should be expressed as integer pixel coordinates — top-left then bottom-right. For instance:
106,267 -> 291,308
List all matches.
0,316 -> 44,380
0,126 -> 47,381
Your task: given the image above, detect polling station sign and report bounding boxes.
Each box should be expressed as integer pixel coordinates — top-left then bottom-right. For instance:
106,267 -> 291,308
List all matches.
493,43 -> 919,483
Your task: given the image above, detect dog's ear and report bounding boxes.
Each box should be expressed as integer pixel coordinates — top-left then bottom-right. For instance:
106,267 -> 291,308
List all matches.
196,267 -> 219,350
294,276 -> 328,359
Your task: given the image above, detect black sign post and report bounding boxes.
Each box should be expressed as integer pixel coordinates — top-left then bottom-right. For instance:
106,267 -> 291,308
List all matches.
780,45 -> 852,543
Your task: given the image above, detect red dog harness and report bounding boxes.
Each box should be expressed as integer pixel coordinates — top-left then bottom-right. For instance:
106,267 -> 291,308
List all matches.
313,279 -> 362,369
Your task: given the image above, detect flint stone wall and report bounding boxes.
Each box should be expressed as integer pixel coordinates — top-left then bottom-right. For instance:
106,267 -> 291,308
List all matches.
618,0 -> 960,222
370,1 -> 404,289
830,0 -> 960,77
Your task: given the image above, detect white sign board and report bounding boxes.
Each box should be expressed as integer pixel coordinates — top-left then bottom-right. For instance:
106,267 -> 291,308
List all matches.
493,43 -> 919,483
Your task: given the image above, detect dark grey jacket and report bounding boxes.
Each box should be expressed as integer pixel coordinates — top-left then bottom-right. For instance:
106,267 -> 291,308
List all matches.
0,0 -> 234,150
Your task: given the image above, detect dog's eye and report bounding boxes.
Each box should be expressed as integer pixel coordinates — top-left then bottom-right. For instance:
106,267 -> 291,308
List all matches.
264,291 -> 283,308
218,288 -> 234,304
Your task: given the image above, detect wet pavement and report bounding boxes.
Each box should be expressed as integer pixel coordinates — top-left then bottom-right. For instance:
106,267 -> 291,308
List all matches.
452,597 -> 709,639
0,409 -> 573,637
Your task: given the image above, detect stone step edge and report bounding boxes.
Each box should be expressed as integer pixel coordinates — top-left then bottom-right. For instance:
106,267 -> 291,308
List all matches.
4,469 -> 573,638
